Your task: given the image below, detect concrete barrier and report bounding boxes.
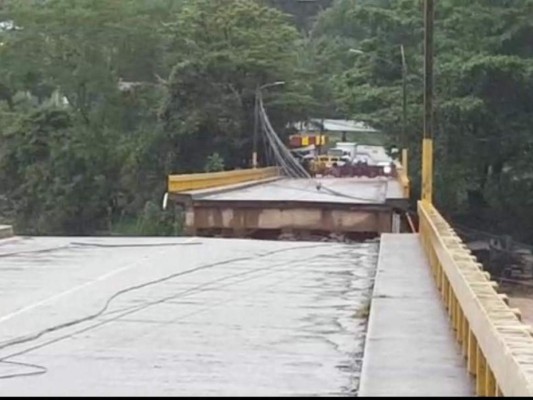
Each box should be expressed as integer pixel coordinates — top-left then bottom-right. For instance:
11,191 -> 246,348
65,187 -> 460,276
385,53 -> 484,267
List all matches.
0,225 -> 14,239
418,200 -> 533,396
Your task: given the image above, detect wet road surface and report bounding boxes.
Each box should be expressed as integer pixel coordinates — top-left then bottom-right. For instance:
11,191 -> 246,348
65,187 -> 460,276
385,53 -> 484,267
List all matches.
0,237 -> 378,396
194,177 -> 403,204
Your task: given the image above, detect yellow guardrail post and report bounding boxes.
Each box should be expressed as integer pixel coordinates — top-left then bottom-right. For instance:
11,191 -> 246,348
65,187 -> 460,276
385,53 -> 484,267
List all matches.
396,148 -> 410,199
421,138 -> 433,203
402,148 -> 408,176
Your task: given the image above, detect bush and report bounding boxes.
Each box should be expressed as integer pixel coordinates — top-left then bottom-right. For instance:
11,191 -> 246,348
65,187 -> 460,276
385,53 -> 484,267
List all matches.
204,152 -> 225,172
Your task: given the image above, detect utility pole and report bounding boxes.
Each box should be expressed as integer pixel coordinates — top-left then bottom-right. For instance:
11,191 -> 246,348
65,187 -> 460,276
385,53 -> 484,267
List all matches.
400,44 -> 407,151
400,44 -> 408,169
422,0 -> 435,203
253,87 -> 259,169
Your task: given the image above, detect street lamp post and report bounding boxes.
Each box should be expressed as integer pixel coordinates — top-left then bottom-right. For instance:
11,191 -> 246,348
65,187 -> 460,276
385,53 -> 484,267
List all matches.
253,81 -> 285,168
349,46 -> 408,152
400,44 -> 407,152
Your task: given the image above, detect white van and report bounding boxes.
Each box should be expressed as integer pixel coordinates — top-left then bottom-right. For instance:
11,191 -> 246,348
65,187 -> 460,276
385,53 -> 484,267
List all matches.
334,142 -> 358,160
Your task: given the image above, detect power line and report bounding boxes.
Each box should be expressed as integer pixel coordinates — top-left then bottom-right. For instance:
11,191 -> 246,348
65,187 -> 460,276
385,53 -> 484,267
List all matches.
0,243 -> 332,380
257,95 -> 386,203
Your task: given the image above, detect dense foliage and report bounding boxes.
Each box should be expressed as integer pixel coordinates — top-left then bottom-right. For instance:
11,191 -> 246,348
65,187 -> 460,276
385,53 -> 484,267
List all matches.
313,0 -> 533,241
0,0 -> 532,241
0,0 -> 316,234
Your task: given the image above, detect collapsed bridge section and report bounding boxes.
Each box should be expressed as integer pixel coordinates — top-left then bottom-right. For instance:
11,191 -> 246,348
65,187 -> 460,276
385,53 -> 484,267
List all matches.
167,168 -> 410,238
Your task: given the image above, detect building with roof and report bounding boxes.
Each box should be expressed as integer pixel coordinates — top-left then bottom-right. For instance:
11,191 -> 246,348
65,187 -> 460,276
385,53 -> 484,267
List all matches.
288,119 -> 383,144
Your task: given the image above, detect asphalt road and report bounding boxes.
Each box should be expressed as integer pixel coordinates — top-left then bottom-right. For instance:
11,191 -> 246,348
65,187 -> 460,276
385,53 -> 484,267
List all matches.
0,236 -> 378,396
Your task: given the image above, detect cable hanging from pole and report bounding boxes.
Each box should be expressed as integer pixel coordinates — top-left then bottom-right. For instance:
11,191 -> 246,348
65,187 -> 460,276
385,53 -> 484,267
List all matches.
256,93 -> 385,203
257,92 -> 310,179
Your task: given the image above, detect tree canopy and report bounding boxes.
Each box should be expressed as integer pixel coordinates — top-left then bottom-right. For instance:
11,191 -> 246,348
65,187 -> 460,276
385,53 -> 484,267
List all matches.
0,0 -> 314,234
314,0 -> 533,240
0,0 -> 532,241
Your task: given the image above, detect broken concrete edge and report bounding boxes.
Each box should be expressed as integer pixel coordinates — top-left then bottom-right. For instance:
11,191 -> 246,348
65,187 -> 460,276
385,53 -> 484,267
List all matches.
175,176 -> 283,200
0,225 -> 14,239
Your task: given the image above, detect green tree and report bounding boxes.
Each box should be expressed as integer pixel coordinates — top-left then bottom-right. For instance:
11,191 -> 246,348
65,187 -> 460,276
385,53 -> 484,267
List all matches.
0,0 -> 183,234
159,0 -> 310,170
314,0 -> 533,240
204,153 -> 225,173
0,106 -> 124,234
0,0 -> 320,235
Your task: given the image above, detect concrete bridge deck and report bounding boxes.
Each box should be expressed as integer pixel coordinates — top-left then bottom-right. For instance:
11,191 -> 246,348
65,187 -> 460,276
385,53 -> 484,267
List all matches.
191,177 -> 405,205
359,234 -> 474,396
171,177 -> 408,237
0,236 -> 378,396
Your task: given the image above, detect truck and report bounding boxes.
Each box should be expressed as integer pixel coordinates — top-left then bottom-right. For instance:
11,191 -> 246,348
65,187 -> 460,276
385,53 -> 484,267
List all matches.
333,142 -> 358,161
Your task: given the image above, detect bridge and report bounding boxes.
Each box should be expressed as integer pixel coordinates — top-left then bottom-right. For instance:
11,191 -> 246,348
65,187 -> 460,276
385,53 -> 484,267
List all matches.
168,164 -> 409,238
1,2 -> 532,395
163,151 -> 533,396
2,156 -> 532,396
2,145 -> 533,396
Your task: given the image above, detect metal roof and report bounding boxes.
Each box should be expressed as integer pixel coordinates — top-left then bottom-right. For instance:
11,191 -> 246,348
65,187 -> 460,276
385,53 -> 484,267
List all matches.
290,119 -> 378,133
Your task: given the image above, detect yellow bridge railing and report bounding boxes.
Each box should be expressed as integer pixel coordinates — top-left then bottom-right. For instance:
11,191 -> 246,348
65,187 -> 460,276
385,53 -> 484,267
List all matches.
168,167 -> 280,193
395,148 -> 410,199
419,200 -> 533,396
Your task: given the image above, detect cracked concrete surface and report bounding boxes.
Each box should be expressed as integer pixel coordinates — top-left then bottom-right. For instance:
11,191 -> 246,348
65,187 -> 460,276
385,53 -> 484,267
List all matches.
0,236 -> 378,396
